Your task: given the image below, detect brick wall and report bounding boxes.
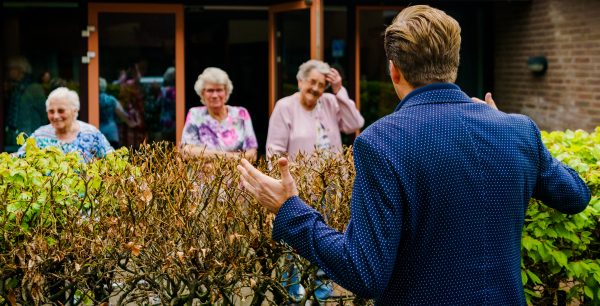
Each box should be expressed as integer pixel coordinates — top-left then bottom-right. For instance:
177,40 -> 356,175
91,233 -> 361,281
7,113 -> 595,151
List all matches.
493,0 -> 600,131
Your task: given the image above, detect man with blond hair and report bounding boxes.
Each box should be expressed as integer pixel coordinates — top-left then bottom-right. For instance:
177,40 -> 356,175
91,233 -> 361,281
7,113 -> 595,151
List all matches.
238,5 -> 590,304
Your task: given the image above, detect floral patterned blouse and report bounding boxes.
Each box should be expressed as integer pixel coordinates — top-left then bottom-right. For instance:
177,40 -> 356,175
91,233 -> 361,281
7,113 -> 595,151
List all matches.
181,106 -> 258,152
17,120 -> 114,161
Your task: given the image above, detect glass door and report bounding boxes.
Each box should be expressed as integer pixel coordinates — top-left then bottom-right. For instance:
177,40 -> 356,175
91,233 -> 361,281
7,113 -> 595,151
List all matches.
87,3 -> 184,148
355,7 -> 403,130
1,3 -> 82,152
268,0 -> 322,113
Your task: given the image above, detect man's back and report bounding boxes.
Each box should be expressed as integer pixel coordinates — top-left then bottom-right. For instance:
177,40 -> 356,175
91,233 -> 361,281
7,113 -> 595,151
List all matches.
357,83 -> 589,304
239,6 -> 591,306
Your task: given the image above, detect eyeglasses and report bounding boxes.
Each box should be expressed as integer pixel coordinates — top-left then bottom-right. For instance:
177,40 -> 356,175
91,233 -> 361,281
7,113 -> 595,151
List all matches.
203,87 -> 225,95
306,78 -> 329,91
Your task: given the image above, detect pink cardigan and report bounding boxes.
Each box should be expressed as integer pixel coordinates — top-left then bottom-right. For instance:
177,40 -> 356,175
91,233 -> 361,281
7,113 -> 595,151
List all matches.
266,87 -> 364,160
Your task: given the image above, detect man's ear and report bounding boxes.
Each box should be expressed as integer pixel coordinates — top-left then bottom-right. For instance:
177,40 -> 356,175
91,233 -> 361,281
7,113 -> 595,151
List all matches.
389,60 -> 402,84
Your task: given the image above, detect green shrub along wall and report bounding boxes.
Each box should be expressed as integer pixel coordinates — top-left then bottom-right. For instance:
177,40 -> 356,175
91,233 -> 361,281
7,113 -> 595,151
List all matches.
0,129 -> 598,305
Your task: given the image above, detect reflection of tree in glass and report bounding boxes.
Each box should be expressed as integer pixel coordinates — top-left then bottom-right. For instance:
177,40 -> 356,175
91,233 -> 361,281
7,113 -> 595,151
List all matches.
360,81 -> 398,129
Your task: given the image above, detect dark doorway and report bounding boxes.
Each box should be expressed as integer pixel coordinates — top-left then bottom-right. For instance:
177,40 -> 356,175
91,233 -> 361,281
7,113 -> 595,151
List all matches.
185,7 -> 269,157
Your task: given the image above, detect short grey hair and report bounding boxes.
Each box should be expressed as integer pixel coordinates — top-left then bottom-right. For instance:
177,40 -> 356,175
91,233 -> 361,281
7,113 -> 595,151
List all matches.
296,59 -> 331,81
46,87 -> 80,113
193,67 -> 233,105
99,77 -> 107,92
163,67 -> 175,86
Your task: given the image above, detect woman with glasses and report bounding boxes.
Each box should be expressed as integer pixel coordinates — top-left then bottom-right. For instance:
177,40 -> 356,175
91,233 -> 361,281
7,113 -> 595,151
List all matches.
266,59 -> 364,161
181,67 -> 258,161
265,59 -> 364,303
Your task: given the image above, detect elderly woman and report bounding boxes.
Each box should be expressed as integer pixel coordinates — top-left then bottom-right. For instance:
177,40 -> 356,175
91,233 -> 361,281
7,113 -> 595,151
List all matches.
266,59 -> 364,302
266,59 -> 364,160
17,87 -> 114,160
181,67 -> 258,161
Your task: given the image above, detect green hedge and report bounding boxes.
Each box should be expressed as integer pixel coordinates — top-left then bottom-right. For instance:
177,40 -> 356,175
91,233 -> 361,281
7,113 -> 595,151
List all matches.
0,128 -> 598,305
522,128 -> 600,305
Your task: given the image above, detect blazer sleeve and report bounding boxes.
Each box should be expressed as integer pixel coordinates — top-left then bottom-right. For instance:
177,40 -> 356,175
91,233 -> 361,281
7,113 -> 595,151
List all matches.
531,120 -> 590,214
334,87 -> 365,134
272,134 -> 402,299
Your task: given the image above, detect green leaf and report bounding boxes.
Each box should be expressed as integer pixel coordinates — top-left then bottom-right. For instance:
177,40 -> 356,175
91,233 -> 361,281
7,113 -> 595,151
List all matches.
552,250 -> 569,267
16,132 -> 25,145
6,277 -> 19,289
526,270 -> 542,285
584,286 -> 594,299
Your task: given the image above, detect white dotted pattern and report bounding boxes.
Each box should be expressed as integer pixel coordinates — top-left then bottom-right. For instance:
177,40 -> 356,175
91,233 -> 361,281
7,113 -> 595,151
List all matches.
272,83 -> 590,305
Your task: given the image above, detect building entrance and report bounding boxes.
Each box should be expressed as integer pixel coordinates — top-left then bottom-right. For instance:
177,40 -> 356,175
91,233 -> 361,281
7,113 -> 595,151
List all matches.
185,7 -> 270,155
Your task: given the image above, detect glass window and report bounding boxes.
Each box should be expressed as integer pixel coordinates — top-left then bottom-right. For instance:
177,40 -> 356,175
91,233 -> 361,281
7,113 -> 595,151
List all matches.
1,3 -> 81,152
98,13 -> 176,148
185,8 -> 269,156
275,9 -> 311,100
358,9 -> 401,130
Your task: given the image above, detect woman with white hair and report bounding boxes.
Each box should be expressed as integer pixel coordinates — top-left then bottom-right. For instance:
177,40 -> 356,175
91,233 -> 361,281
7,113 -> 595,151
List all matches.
181,67 -> 258,161
266,59 -> 364,302
266,59 -> 364,161
17,87 -> 114,160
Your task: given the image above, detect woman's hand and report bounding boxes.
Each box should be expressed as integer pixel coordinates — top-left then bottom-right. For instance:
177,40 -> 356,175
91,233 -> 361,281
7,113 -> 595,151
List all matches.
326,68 -> 343,94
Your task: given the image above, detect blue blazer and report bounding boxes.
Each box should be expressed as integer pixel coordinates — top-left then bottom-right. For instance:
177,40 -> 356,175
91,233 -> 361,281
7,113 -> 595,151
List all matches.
273,83 -> 590,305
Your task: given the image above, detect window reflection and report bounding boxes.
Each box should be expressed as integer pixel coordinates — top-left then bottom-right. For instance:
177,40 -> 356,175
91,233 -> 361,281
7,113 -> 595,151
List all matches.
2,6 -> 81,152
98,13 -> 176,148
359,9 -> 401,130
276,10 -> 310,100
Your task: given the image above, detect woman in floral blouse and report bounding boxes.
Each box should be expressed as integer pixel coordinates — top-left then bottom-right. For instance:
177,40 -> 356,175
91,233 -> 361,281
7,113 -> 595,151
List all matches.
181,67 -> 258,161
17,87 -> 114,161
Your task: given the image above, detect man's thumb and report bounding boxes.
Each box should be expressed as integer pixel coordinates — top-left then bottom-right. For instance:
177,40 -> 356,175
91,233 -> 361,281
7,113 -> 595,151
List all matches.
278,157 -> 292,182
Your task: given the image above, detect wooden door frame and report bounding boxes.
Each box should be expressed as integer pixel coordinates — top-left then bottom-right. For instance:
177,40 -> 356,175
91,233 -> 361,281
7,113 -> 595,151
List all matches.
354,6 -> 403,111
268,0 -> 323,114
87,3 -> 185,145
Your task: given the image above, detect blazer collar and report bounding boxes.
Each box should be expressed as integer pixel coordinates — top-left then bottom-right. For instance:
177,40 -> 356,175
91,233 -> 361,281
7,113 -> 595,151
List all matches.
394,83 -> 471,112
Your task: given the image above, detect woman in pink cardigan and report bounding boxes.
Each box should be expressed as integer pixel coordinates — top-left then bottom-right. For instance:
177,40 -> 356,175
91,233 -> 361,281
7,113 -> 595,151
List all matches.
265,59 -> 364,302
266,60 -> 364,161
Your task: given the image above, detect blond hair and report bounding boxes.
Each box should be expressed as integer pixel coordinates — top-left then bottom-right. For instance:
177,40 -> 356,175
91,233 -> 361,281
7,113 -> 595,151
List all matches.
384,5 -> 461,87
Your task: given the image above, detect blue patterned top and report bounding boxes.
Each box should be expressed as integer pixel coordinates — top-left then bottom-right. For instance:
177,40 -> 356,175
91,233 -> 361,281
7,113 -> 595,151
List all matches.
272,83 -> 590,305
18,120 -> 114,161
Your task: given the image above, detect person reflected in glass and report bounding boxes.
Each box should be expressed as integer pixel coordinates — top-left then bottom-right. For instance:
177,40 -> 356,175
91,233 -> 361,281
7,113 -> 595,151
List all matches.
17,87 -> 113,161
4,56 -> 47,150
266,59 -> 364,161
99,77 -> 139,148
39,70 -> 53,96
159,67 -> 176,141
181,67 -> 257,161
118,62 -> 146,148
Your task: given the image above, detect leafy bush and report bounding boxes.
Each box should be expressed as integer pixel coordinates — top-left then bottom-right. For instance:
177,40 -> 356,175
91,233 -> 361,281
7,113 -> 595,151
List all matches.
0,141 -> 357,305
0,128 -> 598,305
522,128 -> 600,305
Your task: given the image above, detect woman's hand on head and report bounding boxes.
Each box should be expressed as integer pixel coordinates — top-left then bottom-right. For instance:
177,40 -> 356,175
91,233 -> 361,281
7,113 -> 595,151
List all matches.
326,68 -> 343,94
